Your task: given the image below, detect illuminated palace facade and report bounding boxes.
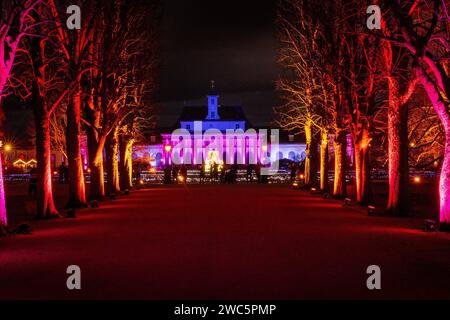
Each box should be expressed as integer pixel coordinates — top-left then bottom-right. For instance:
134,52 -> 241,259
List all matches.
133,87 -> 307,169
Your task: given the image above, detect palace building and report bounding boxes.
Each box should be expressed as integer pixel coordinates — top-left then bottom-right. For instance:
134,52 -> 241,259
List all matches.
133,84 -> 307,169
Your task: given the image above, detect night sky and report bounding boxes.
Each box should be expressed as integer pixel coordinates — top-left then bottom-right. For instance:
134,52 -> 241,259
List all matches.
158,0 -> 279,127
4,0 -> 280,141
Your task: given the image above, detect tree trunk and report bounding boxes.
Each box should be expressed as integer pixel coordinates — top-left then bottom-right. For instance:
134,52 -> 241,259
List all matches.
34,92 -> 59,219
0,151 -> 7,228
105,129 -> 120,196
416,67 -> 450,229
119,136 -> 134,191
86,129 -> 106,201
319,129 -> 329,192
304,121 -> 318,187
386,78 -> 410,216
354,140 -> 371,206
1,76 -> 9,229
66,86 -> 87,208
440,130 -> 450,230
88,146 -> 105,201
333,130 -> 347,198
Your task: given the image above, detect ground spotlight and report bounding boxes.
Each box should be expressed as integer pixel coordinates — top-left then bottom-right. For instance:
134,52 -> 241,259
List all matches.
292,181 -> 300,189
423,219 -> 438,232
310,187 -> 321,194
343,198 -> 352,206
65,209 -> 77,219
14,224 -> 32,235
90,201 -> 99,208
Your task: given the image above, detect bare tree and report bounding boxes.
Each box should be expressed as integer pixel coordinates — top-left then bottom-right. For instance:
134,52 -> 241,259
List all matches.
0,0 -> 42,230
47,0 -> 99,208
379,0 -> 450,228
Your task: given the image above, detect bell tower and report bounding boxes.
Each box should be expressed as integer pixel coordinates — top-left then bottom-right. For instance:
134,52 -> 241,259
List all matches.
206,80 -> 219,120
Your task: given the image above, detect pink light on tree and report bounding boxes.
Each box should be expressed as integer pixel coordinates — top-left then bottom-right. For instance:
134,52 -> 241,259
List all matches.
0,0 -> 43,230
0,148 -> 6,228
380,0 -> 450,229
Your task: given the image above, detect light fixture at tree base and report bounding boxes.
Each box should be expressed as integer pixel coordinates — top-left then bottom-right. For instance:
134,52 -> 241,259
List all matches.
343,198 -> 352,206
423,219 -> 438,232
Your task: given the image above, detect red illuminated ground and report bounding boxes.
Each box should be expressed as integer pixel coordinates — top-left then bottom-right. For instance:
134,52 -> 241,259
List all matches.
1,184 -> 450,300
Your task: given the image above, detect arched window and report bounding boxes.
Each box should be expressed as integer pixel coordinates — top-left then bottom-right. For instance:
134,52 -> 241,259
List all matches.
288,151 -> 296,161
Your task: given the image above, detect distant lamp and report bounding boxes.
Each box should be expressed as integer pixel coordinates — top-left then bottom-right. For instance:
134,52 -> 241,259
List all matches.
367,205 -> 376,216
164,145 -> 172,153
261,145 -> 268,152
177,175 -> 185,183
410,142 -> 415,147
139,179 -> 145,185
299,174 -> 305,180
4,144 -> 12,152
413,176 -> 421,184
423,219 -> 438,232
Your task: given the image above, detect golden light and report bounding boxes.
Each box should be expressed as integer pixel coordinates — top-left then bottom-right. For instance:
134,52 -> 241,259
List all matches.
140,179 -> 144,185
410,142 -> 415,147
4,144 -> 12,152
87,168 -> 91,173
177,175 -> 185,182
164,145 -> 172,153
150,168 -> 156,174
261,145 -> 268,152
413,176 -> 421,184
292,182 -> 298,187
299,174 -> 305,179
